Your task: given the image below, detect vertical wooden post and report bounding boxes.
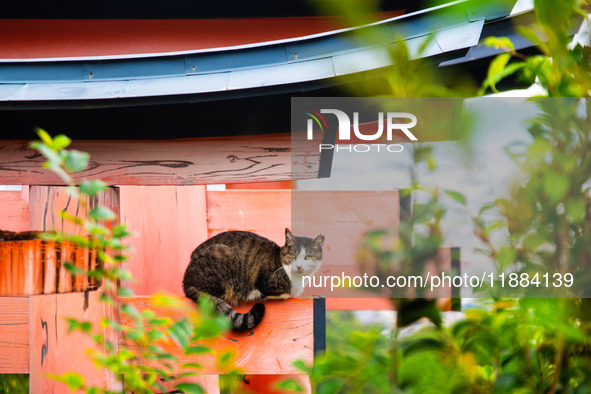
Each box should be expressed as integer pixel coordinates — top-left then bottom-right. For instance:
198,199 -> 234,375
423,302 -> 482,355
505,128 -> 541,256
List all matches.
28,186 -> 119,392
118,186 -> 208,295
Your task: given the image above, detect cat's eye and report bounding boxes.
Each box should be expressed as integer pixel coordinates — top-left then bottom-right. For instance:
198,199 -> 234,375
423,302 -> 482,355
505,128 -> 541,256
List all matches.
305,255 -> 312,260
291,253 -> 296,259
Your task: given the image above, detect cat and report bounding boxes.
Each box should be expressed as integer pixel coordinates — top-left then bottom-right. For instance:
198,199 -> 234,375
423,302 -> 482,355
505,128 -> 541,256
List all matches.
182,228 -> 324,331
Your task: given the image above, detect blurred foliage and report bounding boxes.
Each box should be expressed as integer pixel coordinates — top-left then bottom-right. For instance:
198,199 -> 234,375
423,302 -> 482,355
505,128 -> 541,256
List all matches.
293,0 -> 591,393
31,130 -> 238,393
480,0 -> 591,96
0,374 -> 28,393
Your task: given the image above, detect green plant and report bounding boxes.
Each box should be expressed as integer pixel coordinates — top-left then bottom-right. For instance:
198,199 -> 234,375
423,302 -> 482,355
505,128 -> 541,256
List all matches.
290,1 -> 591,393
0,374 -> 29,394
31,130 -> 238,393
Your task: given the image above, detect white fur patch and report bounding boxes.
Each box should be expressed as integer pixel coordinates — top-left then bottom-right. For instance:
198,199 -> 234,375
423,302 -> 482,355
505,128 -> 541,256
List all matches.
246,289 -> 262,301
282,264 -> 291,280
290,249 -> 322,297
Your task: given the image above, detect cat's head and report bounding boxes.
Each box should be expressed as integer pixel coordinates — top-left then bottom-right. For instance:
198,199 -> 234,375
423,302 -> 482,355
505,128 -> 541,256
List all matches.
283,228 -> 324,277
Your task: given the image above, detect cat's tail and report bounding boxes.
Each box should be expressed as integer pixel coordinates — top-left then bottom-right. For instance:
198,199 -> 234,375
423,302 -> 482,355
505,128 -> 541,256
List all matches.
184,286 -> 266,331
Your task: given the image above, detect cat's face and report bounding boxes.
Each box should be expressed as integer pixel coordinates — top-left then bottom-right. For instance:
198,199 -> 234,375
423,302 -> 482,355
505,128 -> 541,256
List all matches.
284,228 -> 324,277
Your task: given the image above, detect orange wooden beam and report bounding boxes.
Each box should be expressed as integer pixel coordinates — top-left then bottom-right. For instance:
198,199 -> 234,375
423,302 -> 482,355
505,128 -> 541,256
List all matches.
118,296 -> 317,375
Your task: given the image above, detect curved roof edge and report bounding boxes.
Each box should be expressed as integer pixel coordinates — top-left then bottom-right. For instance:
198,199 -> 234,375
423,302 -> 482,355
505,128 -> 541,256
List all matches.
0,0 -> 507,104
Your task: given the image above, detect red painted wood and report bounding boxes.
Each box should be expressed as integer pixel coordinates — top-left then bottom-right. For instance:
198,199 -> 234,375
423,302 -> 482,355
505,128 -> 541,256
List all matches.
0,191 -> 29,232
0,14 -> 402,59
226,181 -> 295,190
27,186 -> 119,391
28,186 -> 119,233
0,237 -> 101,296
241,374 -> 312,393
0,134 -> 319,186
291,191 -> 400,297
206,190 -> 291,244
0,297 -> 29,373
119,186 -> 208,295
118,296 -> 315,375
156,375 -> 220,394
30,292 -> 118,393
325,297 -> 393,311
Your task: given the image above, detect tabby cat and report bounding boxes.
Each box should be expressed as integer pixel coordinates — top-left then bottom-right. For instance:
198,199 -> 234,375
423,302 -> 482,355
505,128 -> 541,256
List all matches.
182,228 -> 324,331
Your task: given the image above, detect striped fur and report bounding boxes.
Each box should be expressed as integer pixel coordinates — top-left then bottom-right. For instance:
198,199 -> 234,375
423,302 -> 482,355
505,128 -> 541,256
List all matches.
182,229 -> 323,331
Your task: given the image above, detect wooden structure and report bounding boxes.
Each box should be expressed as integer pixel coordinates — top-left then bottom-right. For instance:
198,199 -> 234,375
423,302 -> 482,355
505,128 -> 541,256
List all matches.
0,1 -> 504,391
0,181 -> 459,392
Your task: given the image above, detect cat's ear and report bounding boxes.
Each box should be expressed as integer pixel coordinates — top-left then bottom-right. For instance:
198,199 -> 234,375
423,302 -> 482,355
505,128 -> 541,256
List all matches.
313,234 -> 325,247
285,228 -> 294,245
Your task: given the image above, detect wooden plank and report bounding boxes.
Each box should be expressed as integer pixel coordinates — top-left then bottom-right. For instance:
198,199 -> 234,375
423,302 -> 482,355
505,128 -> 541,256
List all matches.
119,296 -> 315,375
240,374 -> 311,393
28,186 -> 119,234
30,291 -> 118,392
28,186 -> 119,391
291,191 -> 400,298
156,375 -> 220,394
119,186 -> 208,295
0,133 -> 320,186
206,190 -> 291,244
0,191 -> 29,232
325,298 -> 394,311
0,297 -> 29,374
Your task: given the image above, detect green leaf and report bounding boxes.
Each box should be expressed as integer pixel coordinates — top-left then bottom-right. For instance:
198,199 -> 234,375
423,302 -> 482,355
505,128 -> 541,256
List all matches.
217,350 -> 233,366
59,210 -> 84,225
112,224 -> 133,238
181,362 -> 203,370
497,247 -> 518,270
120,303 -> 139,317
169,320 -> 192,349
118,287 -> 134,297
52,134 -> 72,150
175,383 -> 205,394
483,36 -> 515,51
401,337 -> 445,357
275,379 -> 305,393
36,128 -> 54,148
543,172 -> 571,203
148,317 -> 173,326
89,206 -> 116,221
79,180 -> 107,196
64,150 -> 89,172
292,359 -> 312,374
522,233 -> 546,251
444,190 -> 466,206
50,372 -> 85,391
185,345 -> 211,355
565,198 -> 586,223
487,53 -> 511,84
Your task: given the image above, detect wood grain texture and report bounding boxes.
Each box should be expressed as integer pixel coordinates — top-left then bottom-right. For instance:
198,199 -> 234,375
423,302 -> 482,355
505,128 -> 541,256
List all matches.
30,292 -> 118,393
29,186 -> 119,233
206,190 -> 291,244
0,133 -> 320,186
291,191 -> 400,298
27,186 -> 119,391
119,186 -> 209,295
0,240 -> 101,296
240,374 -> 311,393
119,296 -> 315,375
0,297 -> 29,373
0,191 -> 29,232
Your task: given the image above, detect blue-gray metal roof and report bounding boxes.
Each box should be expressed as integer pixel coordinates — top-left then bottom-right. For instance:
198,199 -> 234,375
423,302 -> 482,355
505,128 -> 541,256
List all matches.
0,0 -> 514,105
